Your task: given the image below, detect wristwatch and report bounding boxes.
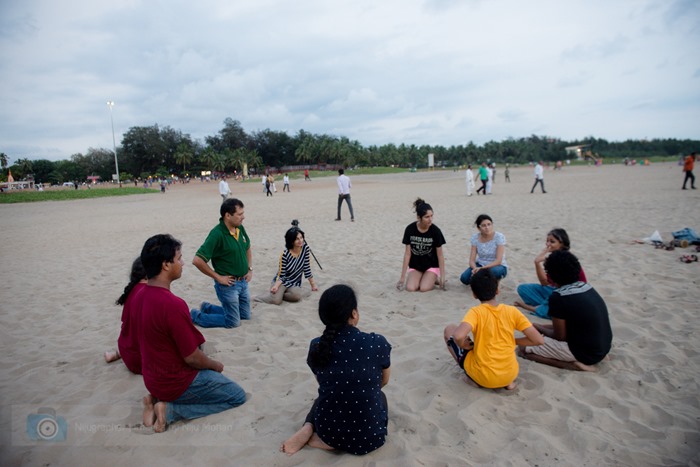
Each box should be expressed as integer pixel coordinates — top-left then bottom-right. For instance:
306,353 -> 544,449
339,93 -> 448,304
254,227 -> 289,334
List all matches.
248,266 -> 253,271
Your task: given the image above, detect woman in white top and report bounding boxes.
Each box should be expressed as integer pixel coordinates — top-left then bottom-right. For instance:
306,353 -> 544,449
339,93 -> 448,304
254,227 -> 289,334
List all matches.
459,214 -> 507,285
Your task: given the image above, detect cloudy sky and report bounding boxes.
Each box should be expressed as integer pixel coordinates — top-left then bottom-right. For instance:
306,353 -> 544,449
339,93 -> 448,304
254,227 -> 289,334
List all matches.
1,0 -> 698,162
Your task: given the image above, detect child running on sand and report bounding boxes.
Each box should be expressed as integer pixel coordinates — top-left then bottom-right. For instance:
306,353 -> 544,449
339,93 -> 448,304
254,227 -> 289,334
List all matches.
104,257 -> 147,373
444,269 -> 543,390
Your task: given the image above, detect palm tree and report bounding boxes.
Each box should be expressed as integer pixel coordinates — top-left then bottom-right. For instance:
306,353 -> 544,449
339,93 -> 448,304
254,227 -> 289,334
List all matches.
0,153 -> 9,172
295,135 -> 317,164
200,148 -> 218,171
227,148 -> 246,173
239,149 -> 262,177
174,143 -> 193,173
212,153 -> 227,173
16,158 -> 33,178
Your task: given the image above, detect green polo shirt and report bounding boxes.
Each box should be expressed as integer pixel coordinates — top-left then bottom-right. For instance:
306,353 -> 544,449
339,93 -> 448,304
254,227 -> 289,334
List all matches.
195,219 -> 250,277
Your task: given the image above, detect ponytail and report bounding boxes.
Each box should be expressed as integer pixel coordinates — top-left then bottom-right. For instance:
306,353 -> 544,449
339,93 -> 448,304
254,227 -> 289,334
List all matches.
308,284 -> 357,367
116,257 -> 146,305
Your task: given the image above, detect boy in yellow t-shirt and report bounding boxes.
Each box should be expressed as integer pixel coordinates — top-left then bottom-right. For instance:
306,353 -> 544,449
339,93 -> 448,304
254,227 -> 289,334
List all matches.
444,269 -> 543,389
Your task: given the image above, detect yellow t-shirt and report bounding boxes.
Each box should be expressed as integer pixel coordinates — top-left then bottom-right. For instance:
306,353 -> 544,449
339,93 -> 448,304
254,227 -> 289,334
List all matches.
462,303 -> 532,388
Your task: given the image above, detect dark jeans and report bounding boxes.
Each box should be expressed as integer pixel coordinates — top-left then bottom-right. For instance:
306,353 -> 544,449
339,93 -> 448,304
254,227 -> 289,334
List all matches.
476,179 -> 487,194
337,194 -> 354,220
530,178 -> 546,193
683,170 -> 695,189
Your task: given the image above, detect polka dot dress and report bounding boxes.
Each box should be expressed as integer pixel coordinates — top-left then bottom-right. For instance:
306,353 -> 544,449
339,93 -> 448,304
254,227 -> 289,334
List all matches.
307,326 -> 392,455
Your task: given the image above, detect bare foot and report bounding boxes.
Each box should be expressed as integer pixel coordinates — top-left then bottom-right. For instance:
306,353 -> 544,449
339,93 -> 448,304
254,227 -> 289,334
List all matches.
280,423 -> 313,455
572,361 -> 598,372
142,395 -> 156,427
513,300 -> 535,312
104,350 -> 120,363
307,432 -> 334,451
153,401 -> 167,433
505,382 -> 517,390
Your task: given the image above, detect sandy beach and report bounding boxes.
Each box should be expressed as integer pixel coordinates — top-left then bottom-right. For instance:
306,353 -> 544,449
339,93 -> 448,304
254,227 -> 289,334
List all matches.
1,162 -> 699,466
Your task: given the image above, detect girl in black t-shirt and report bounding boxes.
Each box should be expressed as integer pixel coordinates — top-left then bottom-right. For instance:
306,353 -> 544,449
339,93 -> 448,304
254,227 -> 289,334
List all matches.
397,198 -> 446,292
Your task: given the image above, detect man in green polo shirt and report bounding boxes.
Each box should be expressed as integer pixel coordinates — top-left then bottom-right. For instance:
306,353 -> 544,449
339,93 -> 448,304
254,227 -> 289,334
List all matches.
190,198 -> 253,328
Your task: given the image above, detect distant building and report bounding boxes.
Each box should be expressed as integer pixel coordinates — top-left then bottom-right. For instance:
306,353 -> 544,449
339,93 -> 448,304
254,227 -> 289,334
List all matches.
565,145 -> 591,160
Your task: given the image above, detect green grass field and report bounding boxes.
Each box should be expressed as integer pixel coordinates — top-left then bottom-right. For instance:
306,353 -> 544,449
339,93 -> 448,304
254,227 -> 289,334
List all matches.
0,187 -> 157,204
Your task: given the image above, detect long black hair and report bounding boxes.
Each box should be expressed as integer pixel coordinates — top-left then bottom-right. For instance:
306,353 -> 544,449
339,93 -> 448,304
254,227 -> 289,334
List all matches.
308,284 -> 357,367
116,257 -> 147,305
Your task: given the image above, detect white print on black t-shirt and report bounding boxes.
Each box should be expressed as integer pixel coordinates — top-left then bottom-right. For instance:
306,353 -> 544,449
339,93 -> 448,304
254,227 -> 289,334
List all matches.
410,236 -> 434,256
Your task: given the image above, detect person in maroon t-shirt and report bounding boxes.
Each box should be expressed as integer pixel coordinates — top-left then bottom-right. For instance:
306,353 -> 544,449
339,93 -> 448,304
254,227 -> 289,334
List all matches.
104,257 -> 147,373
137,234 -> 246,433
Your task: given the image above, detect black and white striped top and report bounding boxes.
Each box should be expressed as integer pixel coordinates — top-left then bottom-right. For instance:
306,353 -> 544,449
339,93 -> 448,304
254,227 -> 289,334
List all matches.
275,243 -> 313,288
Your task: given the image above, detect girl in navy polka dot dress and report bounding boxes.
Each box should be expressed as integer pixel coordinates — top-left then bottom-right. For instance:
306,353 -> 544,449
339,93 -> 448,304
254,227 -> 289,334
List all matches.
281,284 -> 392,456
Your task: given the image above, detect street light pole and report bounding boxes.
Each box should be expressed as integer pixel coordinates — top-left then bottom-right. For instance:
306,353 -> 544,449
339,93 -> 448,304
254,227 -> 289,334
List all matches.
106,100 -> 120,185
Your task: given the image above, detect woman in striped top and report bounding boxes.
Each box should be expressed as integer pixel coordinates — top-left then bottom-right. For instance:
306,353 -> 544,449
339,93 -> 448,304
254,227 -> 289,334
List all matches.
255,227 -> 318,305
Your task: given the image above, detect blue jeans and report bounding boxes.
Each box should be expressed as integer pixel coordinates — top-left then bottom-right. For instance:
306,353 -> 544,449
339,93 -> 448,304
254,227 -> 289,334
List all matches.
166,369 -> 246,424
517,283 -> 555,319
459,264 -> 508,285
193,280 -> 251,328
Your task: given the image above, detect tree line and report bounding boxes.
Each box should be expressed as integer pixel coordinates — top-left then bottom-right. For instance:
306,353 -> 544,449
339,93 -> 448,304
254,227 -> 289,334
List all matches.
1,117 -> 697,185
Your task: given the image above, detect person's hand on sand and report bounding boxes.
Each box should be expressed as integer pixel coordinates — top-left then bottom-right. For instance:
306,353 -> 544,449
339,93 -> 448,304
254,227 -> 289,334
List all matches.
396,280 -> 404,291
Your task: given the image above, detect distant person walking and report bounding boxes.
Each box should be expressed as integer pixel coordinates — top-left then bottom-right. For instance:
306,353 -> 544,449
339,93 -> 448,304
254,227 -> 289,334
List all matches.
486,164 -> 494,194
505,165 -> 510,183
219,176 -> 231,201
265,176 -> 273,197
283,173 -> 290,192
682,152 -> 696,190
530,161 -> 546,194
476,163 -> 488,195
335,169 -> 354,222
304,169 -> 311,181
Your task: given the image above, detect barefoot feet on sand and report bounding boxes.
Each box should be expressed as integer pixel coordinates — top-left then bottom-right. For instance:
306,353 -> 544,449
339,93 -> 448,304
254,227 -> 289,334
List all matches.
280,423 -> 313,455
104,350 -> 120,363
153,402 -> 167,433
142,395 -> 156,427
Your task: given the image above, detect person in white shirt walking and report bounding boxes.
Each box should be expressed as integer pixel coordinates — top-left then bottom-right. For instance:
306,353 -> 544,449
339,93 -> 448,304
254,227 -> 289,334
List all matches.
530,161 -> 547,194
336,169 -> 354,222
219,176 -> 231,201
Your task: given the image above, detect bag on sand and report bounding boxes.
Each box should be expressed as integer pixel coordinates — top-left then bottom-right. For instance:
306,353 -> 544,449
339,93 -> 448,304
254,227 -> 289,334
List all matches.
672,228 -> 700,245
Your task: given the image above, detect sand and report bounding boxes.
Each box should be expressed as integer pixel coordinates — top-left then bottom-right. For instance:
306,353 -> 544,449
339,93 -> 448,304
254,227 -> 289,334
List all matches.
1,163 -> 699,466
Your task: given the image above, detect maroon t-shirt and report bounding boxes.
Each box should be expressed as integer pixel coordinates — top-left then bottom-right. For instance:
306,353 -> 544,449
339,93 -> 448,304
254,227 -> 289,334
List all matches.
117,283 -> 147,374
137,285 -> 205,401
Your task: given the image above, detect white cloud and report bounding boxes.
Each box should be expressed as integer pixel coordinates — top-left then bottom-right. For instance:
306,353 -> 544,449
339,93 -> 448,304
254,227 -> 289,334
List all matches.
0,0 -> 698,160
